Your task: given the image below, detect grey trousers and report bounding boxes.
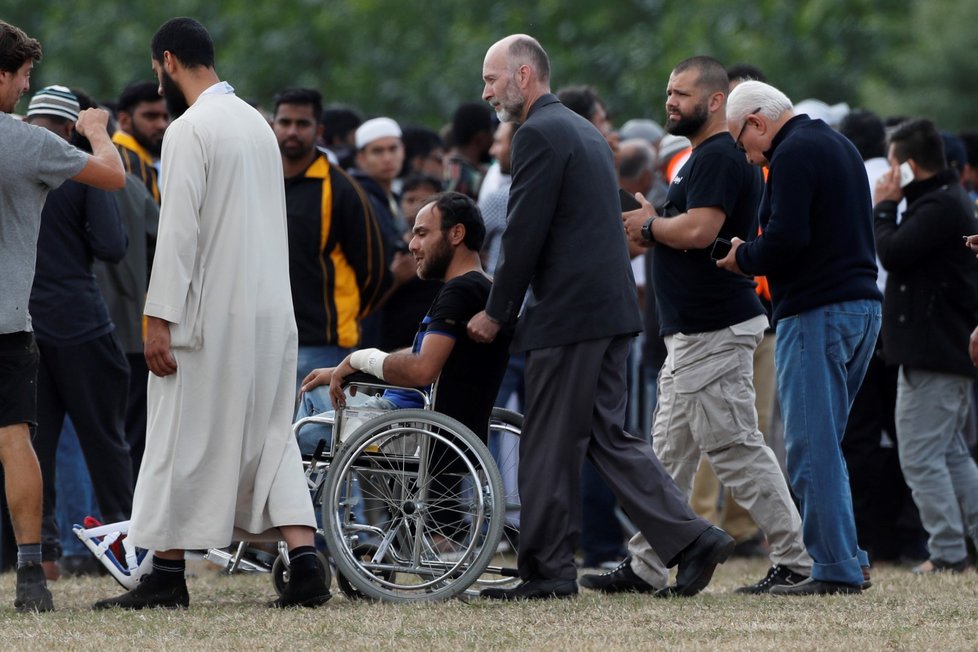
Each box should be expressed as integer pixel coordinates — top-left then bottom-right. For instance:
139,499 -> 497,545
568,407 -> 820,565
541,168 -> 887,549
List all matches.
895,367 -> 978,563
628,316 -> 811,586
518,335 -> 708,581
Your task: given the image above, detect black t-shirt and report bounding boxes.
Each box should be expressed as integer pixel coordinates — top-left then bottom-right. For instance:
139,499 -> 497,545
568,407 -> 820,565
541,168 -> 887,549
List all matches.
653,132 -> 765,335
384,271 -> 511,441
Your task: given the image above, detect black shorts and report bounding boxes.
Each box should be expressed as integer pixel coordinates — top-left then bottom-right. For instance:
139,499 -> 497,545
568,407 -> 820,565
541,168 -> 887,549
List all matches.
0,331 -> 40,428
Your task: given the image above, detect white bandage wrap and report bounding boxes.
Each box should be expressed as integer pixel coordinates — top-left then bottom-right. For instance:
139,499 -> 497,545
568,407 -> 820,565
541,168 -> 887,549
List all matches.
350,348 -> 389,381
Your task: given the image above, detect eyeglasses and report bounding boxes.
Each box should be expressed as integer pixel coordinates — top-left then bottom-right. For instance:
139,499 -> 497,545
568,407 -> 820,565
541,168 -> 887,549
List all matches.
734,107 -> 762,152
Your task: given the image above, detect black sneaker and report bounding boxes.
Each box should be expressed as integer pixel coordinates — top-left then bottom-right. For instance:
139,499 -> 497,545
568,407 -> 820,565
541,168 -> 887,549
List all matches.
14,562 -> 54,613
735,564 -> 808,594
92,572 -> 190,610
268,561 -> 331,608
579,557 -> 656,594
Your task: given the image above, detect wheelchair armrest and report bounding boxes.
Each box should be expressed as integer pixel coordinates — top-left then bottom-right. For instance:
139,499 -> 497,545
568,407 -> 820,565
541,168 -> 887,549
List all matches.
341,371 -> 386,387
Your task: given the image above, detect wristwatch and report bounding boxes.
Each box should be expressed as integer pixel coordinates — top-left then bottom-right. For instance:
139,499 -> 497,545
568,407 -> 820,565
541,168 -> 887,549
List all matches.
641,216 -> 657,243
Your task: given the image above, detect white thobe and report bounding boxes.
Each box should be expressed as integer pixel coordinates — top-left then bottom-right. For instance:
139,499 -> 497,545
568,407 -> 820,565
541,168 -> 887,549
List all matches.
128,85 -> 314,551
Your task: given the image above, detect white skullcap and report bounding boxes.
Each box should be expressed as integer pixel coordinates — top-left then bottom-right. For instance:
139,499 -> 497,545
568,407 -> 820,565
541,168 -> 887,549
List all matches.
355,117 -> 402,150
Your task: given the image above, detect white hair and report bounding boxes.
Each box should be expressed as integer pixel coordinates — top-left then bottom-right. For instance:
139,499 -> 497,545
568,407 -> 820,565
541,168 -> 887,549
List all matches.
727,80 -> 793,124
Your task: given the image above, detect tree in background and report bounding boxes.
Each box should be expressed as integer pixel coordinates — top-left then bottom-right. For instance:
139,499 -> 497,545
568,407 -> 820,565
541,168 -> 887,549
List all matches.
4,0 -> 973,131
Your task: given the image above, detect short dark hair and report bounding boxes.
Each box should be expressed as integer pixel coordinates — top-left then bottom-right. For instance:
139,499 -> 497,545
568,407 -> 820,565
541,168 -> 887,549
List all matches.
509,36 -> 550,83
428,191 -> 485,251
888,118 -> 946,173
451,102 -> 493,147
401,173 -> 442,195
321,104 -> 363,145
557,85 -> 605,122
839,109 -> 886,161
959,130 -> 978,168
726,63 -> 766,84
673,56 -> 729,95
401,125 -> 444,176
117,81 -> 162,115
0,20 -> 42,73
151,17 -> 214,68
272,87 -> 322,122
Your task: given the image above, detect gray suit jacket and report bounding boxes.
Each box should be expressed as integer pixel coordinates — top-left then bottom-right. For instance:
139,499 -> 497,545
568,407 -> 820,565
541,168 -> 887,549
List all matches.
486,94 -> 642,352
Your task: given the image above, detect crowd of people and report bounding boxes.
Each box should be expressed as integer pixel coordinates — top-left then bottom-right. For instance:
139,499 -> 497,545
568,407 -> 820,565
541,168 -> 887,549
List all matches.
2,16 -> 978,613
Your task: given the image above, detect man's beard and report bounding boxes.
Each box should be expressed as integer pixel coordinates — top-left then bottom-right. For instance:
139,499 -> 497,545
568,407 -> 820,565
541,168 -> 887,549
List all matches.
133,129 -> 163,158
495,99 -> 525,124
160,69 -> 190,119
666,101 -> 709,137
279,139 -> 314,162
418,237 -> 453,281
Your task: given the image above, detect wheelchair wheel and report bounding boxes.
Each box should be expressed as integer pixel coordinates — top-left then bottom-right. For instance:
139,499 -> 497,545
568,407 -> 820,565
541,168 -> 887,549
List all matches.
336,543 -> 394,601
321,409 -> 505,602
472,407 -> 522,589
271,551 -> 332,598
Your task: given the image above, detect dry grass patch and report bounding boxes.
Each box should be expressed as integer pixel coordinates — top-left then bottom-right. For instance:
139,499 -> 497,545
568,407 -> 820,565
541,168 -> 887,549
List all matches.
0,558 -> 975,650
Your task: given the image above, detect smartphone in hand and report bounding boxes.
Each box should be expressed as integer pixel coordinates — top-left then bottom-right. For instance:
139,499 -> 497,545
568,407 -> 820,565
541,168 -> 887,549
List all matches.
898,161 -> 914,188
710,237 -> 732,261
619,188 -> 643,212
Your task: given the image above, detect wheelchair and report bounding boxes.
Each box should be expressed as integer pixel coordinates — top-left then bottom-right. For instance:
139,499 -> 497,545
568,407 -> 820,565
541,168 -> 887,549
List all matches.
75,372 -> 521,603
294,372 -> 521,602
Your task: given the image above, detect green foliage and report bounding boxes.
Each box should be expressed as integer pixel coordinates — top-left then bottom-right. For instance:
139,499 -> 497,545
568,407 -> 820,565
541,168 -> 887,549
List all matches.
4,0 -> 974,130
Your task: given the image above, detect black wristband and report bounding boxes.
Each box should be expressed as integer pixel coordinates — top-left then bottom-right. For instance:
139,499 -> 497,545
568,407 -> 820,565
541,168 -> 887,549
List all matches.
641,216 -> 657,243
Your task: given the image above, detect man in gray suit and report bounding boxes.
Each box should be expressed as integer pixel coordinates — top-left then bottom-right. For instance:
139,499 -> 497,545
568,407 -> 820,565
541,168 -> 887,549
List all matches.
468,34 -> 734,601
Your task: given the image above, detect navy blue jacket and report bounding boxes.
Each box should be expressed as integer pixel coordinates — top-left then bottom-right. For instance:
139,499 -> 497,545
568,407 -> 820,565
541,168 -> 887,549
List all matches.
30,180 -> 127,346
735,115 -> 881,323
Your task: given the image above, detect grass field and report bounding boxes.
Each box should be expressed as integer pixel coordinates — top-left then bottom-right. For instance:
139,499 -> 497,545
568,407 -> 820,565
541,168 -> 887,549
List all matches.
0,556 -> 975,650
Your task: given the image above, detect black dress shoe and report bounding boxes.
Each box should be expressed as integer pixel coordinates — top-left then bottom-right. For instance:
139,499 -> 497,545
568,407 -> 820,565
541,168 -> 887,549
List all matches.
480,578 -> 578,601
92,572 -> 190,610
656,525 -> 735,598
770,576 -> 862,596
579,557 -> 656,594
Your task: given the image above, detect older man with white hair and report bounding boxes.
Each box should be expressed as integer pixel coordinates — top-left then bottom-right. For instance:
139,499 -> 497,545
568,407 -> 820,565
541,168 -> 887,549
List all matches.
716,80 -> 882,596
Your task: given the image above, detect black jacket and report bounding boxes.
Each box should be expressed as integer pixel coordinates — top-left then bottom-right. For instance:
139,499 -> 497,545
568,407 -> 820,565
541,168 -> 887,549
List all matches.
875,169 -> 978,378
485,94 -> 642,351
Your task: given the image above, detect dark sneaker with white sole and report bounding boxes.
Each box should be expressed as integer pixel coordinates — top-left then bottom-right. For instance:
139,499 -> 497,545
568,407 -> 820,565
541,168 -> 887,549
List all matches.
735,564 -> 808,594
579,557 -> 657,594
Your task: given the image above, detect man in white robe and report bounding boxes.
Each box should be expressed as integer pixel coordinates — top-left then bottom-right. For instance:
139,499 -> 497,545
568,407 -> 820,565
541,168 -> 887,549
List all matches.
94,17 -> 329,610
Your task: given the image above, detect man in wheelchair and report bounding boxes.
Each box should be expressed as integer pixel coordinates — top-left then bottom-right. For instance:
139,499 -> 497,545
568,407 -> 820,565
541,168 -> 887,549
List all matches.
297,190 -> 512,469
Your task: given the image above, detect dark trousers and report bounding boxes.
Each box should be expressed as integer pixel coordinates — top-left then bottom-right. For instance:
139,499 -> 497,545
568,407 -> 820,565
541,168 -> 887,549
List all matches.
124,352 -> 149,478
518,335 -> 707,581
34,332 -> 134,560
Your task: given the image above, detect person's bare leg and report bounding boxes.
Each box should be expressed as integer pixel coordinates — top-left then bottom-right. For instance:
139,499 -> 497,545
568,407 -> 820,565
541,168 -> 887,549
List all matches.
280,525 -> 316,550
1,423 -> 55,612
272,524 -> 329,608
0,423 -> 43,544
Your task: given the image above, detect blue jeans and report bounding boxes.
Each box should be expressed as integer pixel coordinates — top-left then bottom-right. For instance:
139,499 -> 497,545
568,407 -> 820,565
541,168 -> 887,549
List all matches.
296,345 -> 351,391
775,299 -> 881,585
